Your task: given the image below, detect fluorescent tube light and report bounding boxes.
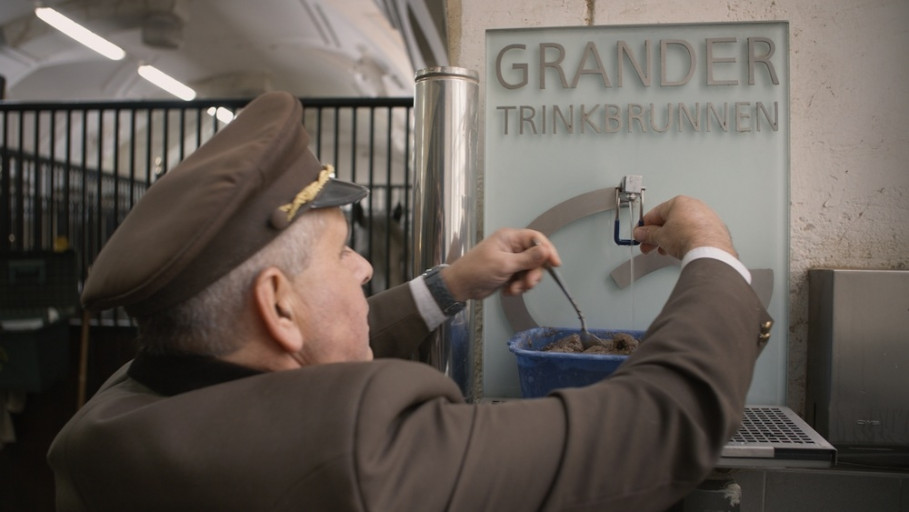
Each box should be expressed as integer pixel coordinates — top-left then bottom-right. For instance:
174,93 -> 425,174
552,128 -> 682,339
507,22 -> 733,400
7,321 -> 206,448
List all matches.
138,65 -> 196,101
206,107 -> 235,124
35,7 -> 126,61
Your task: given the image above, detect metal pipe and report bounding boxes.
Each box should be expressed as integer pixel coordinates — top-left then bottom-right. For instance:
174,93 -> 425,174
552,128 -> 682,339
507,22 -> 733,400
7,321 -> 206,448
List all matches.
412,66 -> 479,399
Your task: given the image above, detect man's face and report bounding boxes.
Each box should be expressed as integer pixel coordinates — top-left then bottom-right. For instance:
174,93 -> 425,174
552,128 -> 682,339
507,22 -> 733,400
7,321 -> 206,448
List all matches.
289,208 -> 374,364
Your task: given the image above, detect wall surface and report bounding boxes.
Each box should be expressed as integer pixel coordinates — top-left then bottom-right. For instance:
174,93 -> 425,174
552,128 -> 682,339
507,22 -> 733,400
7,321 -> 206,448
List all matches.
448,0 -> 909,415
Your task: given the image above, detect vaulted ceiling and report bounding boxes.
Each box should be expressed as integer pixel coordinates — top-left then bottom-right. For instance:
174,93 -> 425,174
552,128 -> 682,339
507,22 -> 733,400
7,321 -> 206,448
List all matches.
0,0 -> 448,101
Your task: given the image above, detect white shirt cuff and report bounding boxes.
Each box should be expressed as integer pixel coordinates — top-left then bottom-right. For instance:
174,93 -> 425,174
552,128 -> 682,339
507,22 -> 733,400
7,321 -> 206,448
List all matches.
408,276 -> 448,331
681,246 -> 752,284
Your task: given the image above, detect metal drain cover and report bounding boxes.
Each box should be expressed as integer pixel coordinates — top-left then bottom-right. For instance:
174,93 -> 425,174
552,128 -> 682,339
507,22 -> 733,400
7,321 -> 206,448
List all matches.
719,406 -> 836,468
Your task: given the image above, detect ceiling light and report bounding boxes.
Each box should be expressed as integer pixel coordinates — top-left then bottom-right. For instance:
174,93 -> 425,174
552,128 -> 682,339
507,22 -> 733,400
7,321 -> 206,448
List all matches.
35,7 -> 126,61
206,107 -> 235,124
138,65 -> 196,101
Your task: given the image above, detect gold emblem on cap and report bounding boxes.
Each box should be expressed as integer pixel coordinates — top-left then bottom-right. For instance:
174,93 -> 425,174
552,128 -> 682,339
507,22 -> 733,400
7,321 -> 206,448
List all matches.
278,164 -> 334,222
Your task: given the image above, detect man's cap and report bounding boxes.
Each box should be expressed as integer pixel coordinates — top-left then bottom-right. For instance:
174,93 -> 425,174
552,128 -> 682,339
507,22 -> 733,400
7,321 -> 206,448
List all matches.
81,91 -> 368,316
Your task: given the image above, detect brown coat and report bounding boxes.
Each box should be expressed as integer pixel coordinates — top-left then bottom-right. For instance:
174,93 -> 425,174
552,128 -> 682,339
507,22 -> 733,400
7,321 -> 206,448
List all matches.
48,259 -> 771,511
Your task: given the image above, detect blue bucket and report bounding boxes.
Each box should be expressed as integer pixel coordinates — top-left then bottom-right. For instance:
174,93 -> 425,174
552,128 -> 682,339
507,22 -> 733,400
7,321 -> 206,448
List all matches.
507,327 -> 645,398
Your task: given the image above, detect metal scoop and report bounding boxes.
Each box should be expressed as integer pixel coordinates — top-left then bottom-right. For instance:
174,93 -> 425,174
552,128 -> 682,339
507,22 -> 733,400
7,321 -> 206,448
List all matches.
533,240 -> 606,350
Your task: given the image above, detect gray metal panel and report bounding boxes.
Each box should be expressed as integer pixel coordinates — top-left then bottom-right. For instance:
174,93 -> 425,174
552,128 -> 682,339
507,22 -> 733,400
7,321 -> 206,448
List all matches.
807,269 -> 909,447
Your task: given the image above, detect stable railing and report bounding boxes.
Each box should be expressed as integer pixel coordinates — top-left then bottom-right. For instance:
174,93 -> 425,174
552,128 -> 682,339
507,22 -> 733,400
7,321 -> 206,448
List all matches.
1,96 -> 414,324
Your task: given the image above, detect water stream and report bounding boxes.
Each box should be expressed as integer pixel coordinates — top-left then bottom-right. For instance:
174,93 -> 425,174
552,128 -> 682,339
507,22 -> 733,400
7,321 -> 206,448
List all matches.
627,199 -> 636,328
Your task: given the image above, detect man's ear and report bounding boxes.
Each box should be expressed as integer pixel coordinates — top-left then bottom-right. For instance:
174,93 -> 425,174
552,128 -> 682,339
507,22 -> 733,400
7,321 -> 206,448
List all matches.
253,267 -> 304,354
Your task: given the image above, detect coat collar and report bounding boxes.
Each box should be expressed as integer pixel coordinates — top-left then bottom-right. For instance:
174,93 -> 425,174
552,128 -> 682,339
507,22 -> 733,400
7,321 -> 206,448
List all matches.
127,350 -> 263,396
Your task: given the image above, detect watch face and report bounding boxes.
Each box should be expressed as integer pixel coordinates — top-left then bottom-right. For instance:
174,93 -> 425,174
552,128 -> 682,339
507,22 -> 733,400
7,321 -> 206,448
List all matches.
444,301 -> 466,316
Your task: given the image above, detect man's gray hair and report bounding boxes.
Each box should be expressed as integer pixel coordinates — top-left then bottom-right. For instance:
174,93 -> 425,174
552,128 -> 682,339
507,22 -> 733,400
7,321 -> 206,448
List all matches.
136,212 -> 327,355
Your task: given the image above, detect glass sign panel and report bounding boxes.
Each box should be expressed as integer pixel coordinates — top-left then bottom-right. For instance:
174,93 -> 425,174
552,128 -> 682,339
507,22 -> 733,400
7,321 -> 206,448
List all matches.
483,22 -> 790,404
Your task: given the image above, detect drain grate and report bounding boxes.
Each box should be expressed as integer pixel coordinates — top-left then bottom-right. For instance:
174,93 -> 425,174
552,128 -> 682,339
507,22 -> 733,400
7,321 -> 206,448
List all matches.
720,406 -> 837,468
730,406 -> 816,445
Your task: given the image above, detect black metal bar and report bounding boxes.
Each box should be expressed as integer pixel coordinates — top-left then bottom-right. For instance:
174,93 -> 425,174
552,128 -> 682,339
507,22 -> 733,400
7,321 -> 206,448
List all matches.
32,109 -> 42,248
1,111 -> 9,252
162,107 -> 170,175
365,107 -> 377,295
63,109 -> 72,248
80,111 -> 89,277
145,108 -> 153,185
49,110 -> 57,248
195,107 -> 202,149
350,108 -> 359,184
129,108 -> 137,210
112,109 -> 122,326
178,108 -> 186,162
383,106 -> 394,289
15,110 -> 25,249
95,109 -> 104,263
113,109 -> 121,243
314,106 -> 323,160
210,106 -> 219,135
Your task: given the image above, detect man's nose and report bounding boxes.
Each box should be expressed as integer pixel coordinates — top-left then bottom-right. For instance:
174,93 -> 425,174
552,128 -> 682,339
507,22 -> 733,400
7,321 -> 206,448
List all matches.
357,252 -> 374,285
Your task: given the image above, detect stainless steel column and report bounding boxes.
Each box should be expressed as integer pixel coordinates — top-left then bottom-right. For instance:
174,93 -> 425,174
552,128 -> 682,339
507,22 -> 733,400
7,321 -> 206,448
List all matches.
412,66 -> 479,399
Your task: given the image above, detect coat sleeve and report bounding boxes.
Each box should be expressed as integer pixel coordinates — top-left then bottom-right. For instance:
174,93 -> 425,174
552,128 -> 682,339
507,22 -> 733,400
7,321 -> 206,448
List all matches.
367,283 -> 432,358
353,258 -> 772,512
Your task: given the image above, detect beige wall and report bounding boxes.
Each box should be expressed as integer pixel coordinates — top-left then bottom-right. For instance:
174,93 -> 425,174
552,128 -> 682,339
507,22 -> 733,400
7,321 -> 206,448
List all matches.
448,0 -> 909,415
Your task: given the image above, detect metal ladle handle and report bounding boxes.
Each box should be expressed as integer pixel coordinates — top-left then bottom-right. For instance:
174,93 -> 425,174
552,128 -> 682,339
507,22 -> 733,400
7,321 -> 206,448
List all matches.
531,239 -> 588,333
543,265 -> 588,333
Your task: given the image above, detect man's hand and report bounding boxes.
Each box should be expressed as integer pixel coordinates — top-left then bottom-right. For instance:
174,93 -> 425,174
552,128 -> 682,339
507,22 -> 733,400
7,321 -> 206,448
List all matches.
441,229 -> 561,301
632,195 -> 737,260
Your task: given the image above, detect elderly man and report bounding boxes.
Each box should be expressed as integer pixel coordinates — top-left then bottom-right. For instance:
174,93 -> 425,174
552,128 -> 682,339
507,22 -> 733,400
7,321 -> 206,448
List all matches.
48,91 -> 771,512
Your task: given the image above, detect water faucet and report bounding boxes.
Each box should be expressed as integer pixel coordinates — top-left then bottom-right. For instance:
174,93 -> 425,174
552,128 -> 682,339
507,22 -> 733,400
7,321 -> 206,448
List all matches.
613,175 -> 645,246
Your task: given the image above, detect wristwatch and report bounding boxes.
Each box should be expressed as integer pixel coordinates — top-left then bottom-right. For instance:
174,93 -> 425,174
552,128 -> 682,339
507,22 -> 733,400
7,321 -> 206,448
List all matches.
422,264 -> 466,316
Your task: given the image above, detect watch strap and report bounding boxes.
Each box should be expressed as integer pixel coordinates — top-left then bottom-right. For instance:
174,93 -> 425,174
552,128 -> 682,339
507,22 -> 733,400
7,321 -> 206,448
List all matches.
422,264 -> 466,316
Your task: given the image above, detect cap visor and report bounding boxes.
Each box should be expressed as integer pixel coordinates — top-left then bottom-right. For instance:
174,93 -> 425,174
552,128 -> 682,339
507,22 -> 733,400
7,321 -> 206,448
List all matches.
309,179 -> 369,209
